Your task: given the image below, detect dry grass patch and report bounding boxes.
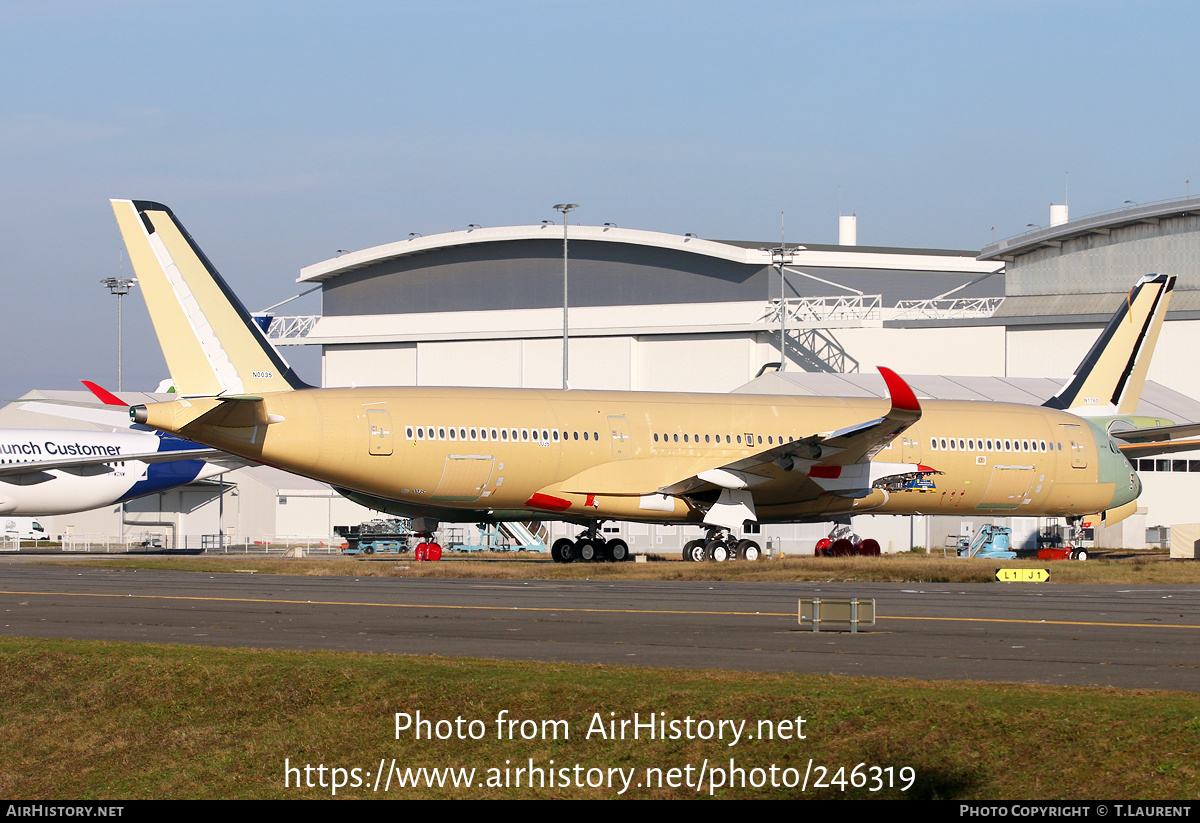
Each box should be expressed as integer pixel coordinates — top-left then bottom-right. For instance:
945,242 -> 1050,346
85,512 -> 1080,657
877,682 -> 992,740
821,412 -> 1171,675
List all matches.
49,550 -> 1200,585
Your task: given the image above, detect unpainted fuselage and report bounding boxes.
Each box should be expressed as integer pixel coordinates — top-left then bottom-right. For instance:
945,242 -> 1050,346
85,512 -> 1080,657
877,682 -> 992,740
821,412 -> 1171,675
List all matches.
137,386 -> 1141,526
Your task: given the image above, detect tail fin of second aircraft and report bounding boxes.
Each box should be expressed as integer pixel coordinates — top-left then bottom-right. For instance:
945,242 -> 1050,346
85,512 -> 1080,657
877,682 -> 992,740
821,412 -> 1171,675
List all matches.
110,199 -> 311,397
1042,273 -> 1174,416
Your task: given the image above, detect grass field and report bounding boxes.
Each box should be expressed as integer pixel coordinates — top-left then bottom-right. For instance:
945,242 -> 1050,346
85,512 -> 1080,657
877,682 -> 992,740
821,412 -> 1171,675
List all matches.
49,549 -> 1200,585
1,636 -> 1197,800
9,552 -> 1199,800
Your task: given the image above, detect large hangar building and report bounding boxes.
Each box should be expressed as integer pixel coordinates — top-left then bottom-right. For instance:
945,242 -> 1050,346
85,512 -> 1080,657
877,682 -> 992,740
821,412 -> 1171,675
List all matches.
296,222 -> 1002,395
275,201 -> 1200,554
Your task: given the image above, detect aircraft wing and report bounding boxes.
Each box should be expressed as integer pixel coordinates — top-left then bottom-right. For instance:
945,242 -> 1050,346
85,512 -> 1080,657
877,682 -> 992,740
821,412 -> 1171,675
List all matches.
550,368 -> 931,530
656,366 -> 926,497
0,447 -> 228,483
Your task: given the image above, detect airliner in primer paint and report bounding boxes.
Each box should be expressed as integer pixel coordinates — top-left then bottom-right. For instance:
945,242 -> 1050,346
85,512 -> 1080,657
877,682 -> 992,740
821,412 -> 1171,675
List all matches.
0,382 -> 237,516
114,200 -> 1177,562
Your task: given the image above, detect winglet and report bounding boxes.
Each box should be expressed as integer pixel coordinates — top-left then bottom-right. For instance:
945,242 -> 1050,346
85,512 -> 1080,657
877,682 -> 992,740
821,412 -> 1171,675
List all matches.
81,380 -> 126,407
878,366 -> 921,414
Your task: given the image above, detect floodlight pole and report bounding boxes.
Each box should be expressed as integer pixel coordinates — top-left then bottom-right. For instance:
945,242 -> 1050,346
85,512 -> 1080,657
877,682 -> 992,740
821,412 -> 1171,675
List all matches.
553,203 -> 578,390
771,247 -> 794,371
101,277 -> 137,392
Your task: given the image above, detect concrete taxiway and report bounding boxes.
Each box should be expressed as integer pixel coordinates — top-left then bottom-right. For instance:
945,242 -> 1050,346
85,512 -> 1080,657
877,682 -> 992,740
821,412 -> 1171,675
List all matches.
0,564 -> 1197,691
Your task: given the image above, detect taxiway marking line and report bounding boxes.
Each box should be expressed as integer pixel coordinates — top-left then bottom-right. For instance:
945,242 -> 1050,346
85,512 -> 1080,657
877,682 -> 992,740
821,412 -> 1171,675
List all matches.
2,590 -> 1198,630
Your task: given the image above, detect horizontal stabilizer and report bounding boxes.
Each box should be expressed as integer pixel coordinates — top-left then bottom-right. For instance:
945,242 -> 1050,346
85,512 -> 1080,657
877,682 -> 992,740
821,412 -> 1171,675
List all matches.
1113,420 -> 1200,459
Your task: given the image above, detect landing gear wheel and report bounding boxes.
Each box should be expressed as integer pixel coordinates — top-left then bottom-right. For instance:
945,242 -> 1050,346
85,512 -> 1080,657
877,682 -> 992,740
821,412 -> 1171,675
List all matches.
578,539 -> 598,562
815,537 -> 833,557
682,539 -> 707,562
1072,548 -> 1089,561
559,538 -> 577,563
709,541 -> 730,562
857,538 -> 881,557
830,538 -> 856,557
425,542 -> 442,561
551,538 -> 573,563
606,539 -> 629,562
737,539 -> 761,561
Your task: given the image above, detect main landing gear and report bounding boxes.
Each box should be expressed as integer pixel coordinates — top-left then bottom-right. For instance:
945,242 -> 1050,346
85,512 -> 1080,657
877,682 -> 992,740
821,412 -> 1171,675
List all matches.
550,523 -> 631,563
681,528 -> 761,563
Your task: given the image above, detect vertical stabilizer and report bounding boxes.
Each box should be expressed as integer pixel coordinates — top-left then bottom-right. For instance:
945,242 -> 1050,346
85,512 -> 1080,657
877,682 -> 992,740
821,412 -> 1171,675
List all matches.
111,200 -> 309,396
1043,273 -> 1174,416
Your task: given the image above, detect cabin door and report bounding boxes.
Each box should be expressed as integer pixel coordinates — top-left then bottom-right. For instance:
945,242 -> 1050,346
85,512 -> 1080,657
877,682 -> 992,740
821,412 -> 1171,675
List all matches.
608,415 -> 632,459
367,410 -> 393,456
431,456 -> 496,502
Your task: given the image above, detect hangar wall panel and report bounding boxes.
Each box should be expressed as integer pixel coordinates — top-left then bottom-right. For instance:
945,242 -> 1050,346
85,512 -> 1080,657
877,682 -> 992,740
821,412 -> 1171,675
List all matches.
1005,327 -> 1100,381
416,340 -> 524,387
835,326 -> 1006,376
521,338 -> 562,388
566,336 -> 635,391
637,334 -> 759,392
1142,319 -> 1200,401
324,343 -> 417,388
1006,320 -> 1200,400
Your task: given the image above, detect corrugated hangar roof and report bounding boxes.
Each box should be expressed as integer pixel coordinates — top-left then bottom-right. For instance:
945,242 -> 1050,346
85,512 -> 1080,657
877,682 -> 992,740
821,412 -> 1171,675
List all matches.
981,196 -> 1200,261
735,371 -> 1200,424
994,290 -> 1200,321
298,224 -> 996,284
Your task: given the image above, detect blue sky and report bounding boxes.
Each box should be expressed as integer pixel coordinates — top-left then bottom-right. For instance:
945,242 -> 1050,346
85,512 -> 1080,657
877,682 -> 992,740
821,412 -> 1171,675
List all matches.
1,0 -> 1197,397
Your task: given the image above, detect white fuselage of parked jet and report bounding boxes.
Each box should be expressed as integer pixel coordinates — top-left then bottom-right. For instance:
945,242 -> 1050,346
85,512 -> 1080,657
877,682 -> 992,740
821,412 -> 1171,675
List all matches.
0,428 -> 228,516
